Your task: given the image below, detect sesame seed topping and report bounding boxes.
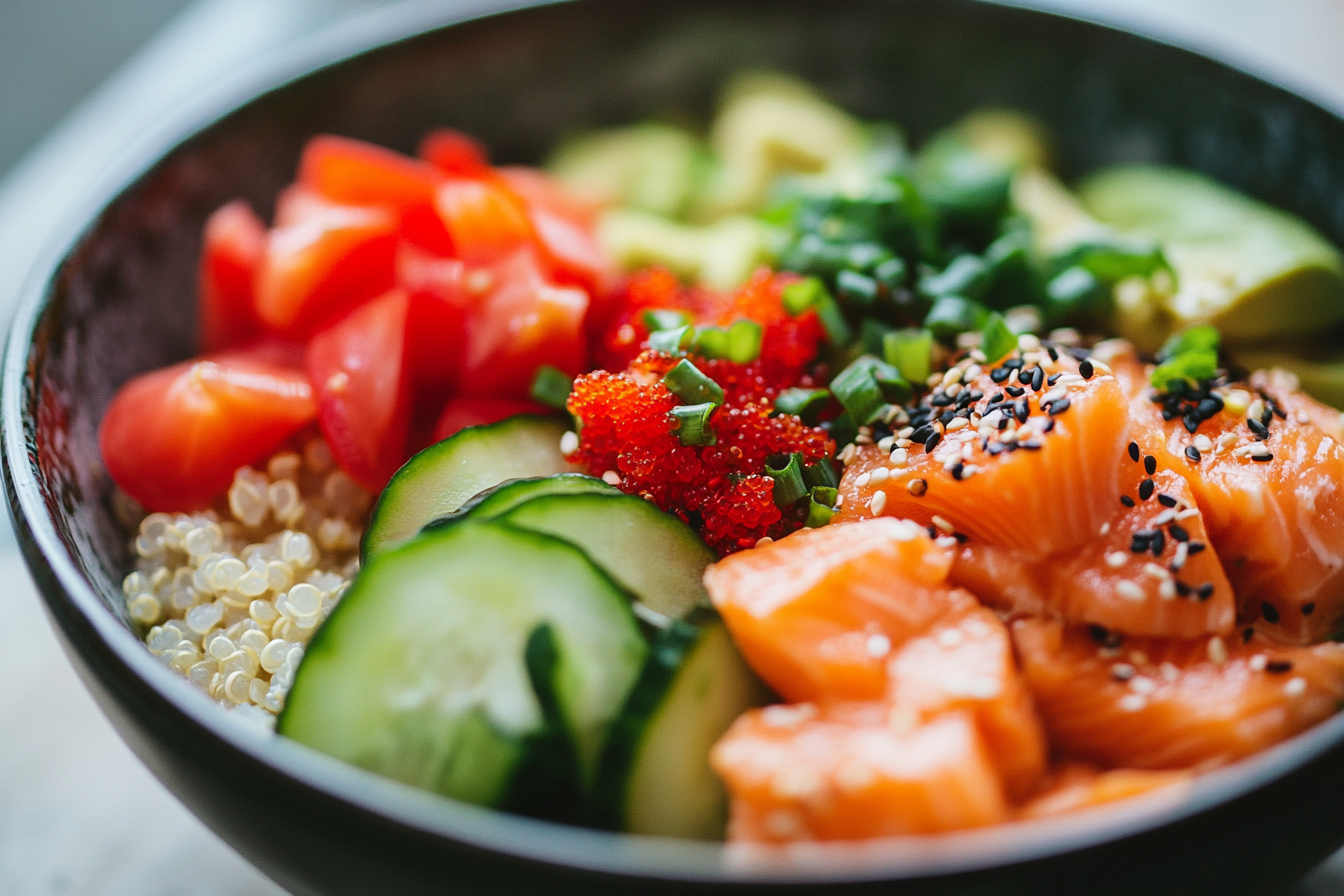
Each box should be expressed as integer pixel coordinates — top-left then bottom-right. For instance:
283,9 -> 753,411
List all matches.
1266,659 -> 1293,674
1185,446 -> 1202,462
869,492 -> 887,515
1158,579 -> 1177,600
1304,602 -> 1316,616
931,515 -> 955,535
1121,495 -> 1136,508
1139,479 -> 1155,501
1047,397 -> 1071,416
1116,580 -> 1146,601
1285,677 -> 1308,697
1169,524 -> 1189,542
1143,562 -> 1171,581
1111,663 -> 1136,681
1144,456 -> 1157,475
1207,637 -> 1228,665
1128,441 -> 1141,462
602,470 -> 622,485
907,478 -> 927,496
1129,675 -> 1157,695
1249,654 -> 1268,671
1119,693 -> 1147,712
1105,551 -> 1128,569
1079,359 -> 1095,379
854,472 -> 872,488
1261,602 -> 1280,624
924,431 -> 943,452
1151,509 -> 1177,527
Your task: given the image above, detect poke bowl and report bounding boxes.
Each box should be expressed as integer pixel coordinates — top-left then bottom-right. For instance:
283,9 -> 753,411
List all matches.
8,0 -> 1344,894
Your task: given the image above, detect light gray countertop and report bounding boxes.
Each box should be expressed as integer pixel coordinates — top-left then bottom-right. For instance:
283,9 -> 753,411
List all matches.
2,1 -> 1344,893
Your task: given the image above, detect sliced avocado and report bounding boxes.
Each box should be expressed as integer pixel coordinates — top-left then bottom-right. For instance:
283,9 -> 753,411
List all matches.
945,108 -> 1053,172
1079,165 -> 1344,343
595,208 -> 779,290
548,123 -> 706,219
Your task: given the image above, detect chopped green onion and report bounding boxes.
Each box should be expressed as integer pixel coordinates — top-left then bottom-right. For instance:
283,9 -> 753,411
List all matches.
530,364 -> 573,410
924,295 -> 990,342
649,325 -> 694,354
979,312 -> 1017,364
780,276 -> 853,346
692,326 -> 729,359
831,355 -> 908,425
920,253 -> 991,301
774,388 -> 830,424
802,458 -> 840,490
861,318 -> 895,356
836,270 -> 880,313
727,319 -> 763,363
642,308 -> 690,332
1044,265 -> 1107,325
1152,325 -> 1221,393
873,256 -> 908,291
664,359 -> 724,407
1052,236 -> 1169,284
671,402 -> 717,446
765,453 -> 808,508
1157,324 -> 1220,362
804,486 -> 839,528
822,412 -> 858,449
883,328 -> 933,385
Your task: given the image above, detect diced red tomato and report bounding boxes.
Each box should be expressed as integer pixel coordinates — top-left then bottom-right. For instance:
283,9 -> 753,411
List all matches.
199,200 -> 266,353
457,249 -> 589,399
298,134 -> 442,210
418,128 -> 491,177
99,350 -> 316,512
434,176 -> 535,265
431,397 -> 548,443
306,291 -> 414,492
254,200 -> 398,337
398,246 -> 471,401
499,166 -> 612,297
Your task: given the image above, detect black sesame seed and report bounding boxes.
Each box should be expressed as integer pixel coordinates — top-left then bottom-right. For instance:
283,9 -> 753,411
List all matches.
1266,659 -> 1293,674
1169,524 -> 1189,542
1162,408 -> 1177,422
1087,624 -> 1110,643
924,431 -> 943,452
911,424 -> 935,444
954,532 -> 968,543
1144,455 -> 1157,475
1304,603 -> 1317,616
1131,531 -> 1154,552
1047,346 -> 1059,362
1121,495 -> 1136,508
1252,452 -> 1274,462
1047,373 -> 1062,386
1242,627 -> 1254,644
930,392 -> 954,408
1019,439 -> 1044,450
1079,360 -> 1095,379
987,442 -> 1007,456
1030,366 -> 1044,391
1248,418 -> 1269,439
965,390 -> 984,403
1006,386 -> 1025,398
1198,396 -> 1224,418
1042,418 -> 1056,433
997,415 -> 1010,431
1188,542 -> 1206,555
1175,581 -> 1193,597
1268,397 -> 1287,419
1151,530 -> 1166,556
990,367 -> 1010,384
1183,414 -> 1200,434
1128,442 -> 1140,462
1139,479 -> 1155,501
939,411 -> 958,425
1261,602 -> 1281,624
951,462 -> 966,480
927,526 -> 939,538
1004,358 -> 1024,370
1158,494 -> 1177,507
988,393 -> 1005,406
1196,583 -> 1214,601
1111,665 -> 1135,682
1185,446 -> 1202,462
1048,397 -> 1071,416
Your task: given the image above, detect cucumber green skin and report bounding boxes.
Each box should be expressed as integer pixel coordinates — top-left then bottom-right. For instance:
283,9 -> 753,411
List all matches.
361,415 -> 574,558
496,492 -> 716,620
593,611 -> 773,839
421,473 -> 618,533
279,521 -> 646,814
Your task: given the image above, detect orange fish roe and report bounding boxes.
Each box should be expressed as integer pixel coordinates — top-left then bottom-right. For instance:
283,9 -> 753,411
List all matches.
567,350 -> 834,555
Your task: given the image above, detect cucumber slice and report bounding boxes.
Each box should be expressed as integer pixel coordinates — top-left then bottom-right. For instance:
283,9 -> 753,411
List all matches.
363,415 -> 574,556
422,473 -> 618,532
496,492 -> 716,620
595,612 -> 771,838
279,521 -> 647,807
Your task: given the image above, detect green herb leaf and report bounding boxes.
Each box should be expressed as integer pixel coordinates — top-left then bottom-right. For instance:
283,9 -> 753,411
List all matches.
979,312 -> 1017,364
1151,325 -> 1221,393
530,364 -> 573,410
671,402 -> 718,446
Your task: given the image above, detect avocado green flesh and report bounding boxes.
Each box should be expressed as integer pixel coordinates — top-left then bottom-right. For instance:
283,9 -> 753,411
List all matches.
1079,165 -> 1344,342
1231,348 -> 1344,411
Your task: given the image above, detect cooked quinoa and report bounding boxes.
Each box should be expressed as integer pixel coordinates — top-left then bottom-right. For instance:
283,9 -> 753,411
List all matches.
124,438 -> 370,726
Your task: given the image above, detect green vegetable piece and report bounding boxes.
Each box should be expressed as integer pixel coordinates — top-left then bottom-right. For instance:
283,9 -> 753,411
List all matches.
836,270 -> 880,313
831,355 -> 907,424
664,360 -> 724,407
883,328 -> 933,385
823,412 -> 858,449
1044,266 -> 1108,326
1157,324 -> 1220,362
692,327 -> 729,359
774,388 -> 831,424
920,254 -> 992,301
846,242 -> 896,273
1052,236 -> 1169,284
780,276 -> 853,345
979,313 -> 1017,364
1151,325 -> 1221,393
765,453 -> 808,508
670,402 -> 717,446
649,325 -> 695,354
983,231 -> 1035,308
1079,164 -> 1344,342
924,296 -> 991,342
727,320 -> 763,363
643,309 -> 690,332
530,365 -> 574,411
804,487 -> 839,528
802,458 -> 840,490
860,318 -> 895,356
873,256 -> 908,290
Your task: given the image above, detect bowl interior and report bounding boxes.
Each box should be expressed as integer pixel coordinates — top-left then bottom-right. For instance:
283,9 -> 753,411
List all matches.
10,0 -> 1344,889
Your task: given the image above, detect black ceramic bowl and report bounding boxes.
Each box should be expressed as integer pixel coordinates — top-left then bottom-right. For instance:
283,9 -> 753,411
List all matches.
7,1 -> 1344,893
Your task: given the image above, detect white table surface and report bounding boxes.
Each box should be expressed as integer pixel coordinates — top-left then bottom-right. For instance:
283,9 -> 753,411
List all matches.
3,1 -> 1344,893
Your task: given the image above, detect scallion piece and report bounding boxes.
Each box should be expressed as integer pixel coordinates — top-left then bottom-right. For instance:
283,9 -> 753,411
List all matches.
802,458 -> 840,490
664,359 -> 724,407
822,412 -> 858,449
530,364 -> 573,410
774,388 -> 830,423
979,312 -> 1017,364
649,324 -> 695,354
766,453 -> 808,508
883,328 -> 932,385
831,355 -> 908,425
780,276 -> 853,346
643,308 -> 690,332
692,327 -> 729,359
836,270 -> 880,313
804,486 -> 839,528
671,402 -> 717,446
1151,325 -> 1221,393
727,319 -> 763,363
924,295 -> 990,342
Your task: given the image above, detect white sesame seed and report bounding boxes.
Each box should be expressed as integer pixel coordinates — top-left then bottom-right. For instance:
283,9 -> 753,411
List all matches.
937,628 -> 965,648
1087,358 -> 1113,376
839,443 -> 858,465
1248,399 -> 1266,423
865,633 -> 892,658
869,467 -> 890,486
1119,693 -> 1147,712
1296,410 -> 1311,425
1172,542 -> 1189,570
946,417 -> 969,432
1159,662 -> 1180,682
559,431 -> 579,454
1193,434 -> 1213,453
1151,509 -> 1177,527
1116,580 -> 1146,602
1249,654 -> 1268,671
1175,508 -> 1201,521
869,492 -> 888,515
943,368 -> 964,386
960,464 -> 978,479
931,515 -> 955,535
877,436 -> 894,452
1159,579 -> 1177,600
1207,637 -> 1227,665
1105,551 -> 1128,569
1285,677 -> 1308,697
927,373 -> 945,388
602,470 -> 621,485
1018,334 -> 1042,352
964,365 -> 982,381
943,456 -> 962,472
1100,522 -> 1111,536
1129,675 -> 1157,695
1041,387 -> 1068,406
890,448 -> 909,466
1111,662 -> 1136,681
1142,562 -> 1171,581
1250,443 -> 1273,458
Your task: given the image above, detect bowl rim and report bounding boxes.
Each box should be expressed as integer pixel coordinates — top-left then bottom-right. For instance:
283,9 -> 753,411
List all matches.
7,0 -> 1344,884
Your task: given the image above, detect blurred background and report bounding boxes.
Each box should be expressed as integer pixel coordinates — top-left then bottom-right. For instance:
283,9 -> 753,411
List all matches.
1,1 -> 1343,894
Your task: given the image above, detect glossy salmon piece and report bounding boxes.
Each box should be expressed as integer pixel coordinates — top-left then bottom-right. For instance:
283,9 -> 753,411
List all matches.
1012,617 -> 1344,769
836,356 -> 1130,559
887,603 -> 1048,799
951,469 -> 1235,638
711,704 -> 1009,842
1121,351 -> 1344,643
1017,761 -> 1191,820
705,518 -> 965,702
